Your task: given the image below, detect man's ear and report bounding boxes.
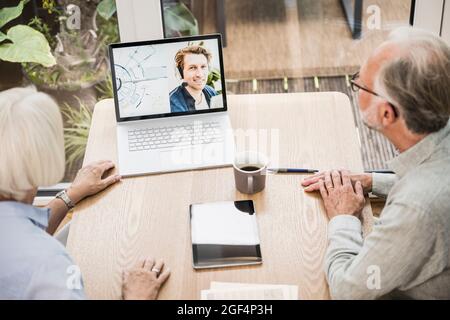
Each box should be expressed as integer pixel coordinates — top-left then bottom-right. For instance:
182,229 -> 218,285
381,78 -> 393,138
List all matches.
381,101 -> 397,126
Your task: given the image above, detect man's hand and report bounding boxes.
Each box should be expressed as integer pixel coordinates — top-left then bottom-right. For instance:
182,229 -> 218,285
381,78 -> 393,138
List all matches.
66,160 -> 121,204
302,170 -> 372,194
316,170 -> 366,220
122,258 -> 171,300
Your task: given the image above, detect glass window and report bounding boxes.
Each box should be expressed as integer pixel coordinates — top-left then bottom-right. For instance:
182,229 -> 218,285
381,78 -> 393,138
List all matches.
160,0 -> 413,170
0,0 -> 119,183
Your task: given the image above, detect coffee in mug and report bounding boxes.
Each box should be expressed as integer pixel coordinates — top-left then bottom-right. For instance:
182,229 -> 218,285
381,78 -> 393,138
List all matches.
233,152 -> 268,194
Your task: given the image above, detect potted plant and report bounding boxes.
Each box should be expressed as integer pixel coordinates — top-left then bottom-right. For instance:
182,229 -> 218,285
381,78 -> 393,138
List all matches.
22,0 -> 119,92
162,1 -> 199,37
0,0 -> 56,89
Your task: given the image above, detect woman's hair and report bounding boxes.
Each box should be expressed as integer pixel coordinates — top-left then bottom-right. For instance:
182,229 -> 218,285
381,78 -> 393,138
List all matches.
0,87 -> 65,201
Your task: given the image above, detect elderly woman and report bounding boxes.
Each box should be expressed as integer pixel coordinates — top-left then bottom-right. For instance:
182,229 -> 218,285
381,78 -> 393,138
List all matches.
0,87 -> 170,299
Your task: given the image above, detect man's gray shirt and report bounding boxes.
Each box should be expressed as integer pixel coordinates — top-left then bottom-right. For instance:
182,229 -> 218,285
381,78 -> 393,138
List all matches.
325,120 -> 450,299
0,201 -> 85,299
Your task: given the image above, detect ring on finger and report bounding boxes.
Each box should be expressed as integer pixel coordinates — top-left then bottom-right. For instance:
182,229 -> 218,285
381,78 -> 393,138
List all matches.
151,267 -> 160,274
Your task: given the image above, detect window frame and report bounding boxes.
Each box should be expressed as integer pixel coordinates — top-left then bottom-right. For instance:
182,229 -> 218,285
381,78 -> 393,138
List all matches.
38,0 -> 449,197
411,0 -> 449,43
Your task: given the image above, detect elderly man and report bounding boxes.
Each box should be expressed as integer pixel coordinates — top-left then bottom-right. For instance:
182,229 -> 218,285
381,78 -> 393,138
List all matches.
302,27 -> 450,299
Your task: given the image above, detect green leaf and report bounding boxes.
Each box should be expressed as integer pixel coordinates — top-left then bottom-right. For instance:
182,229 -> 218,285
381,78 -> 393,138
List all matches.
97,0 -> 117,20
0,25 -> 56,67
0,0 -> 29,30
0,31 -> 7,42
164,3 -> 199,36
61,98 -> 92,169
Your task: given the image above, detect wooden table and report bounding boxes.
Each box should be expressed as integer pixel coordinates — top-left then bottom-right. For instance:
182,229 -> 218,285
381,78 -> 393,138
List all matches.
66,92 -> 372,300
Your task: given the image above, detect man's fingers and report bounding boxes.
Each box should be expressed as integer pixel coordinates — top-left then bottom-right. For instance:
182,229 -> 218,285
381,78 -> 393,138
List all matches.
301,173 -> 324,186
324,171 -> 334,190
304,182 -> 321,192
301,176 -> 318,187
157,269 -> 171,285
318,179 -> 328,198
341,170 -> 352,188
331,170 -> 342,188
355,181 -> 364,197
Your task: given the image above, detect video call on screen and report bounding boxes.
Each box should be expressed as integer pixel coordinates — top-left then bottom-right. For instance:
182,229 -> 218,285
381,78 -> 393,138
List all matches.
112,39 -> 224,119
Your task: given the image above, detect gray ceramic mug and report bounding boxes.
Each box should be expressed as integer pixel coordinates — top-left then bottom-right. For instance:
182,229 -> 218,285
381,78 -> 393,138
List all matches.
233,151 -> 268,194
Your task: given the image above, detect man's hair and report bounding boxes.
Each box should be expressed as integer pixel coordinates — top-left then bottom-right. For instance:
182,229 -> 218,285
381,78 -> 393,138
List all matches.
174,45 -> 212,78
375,27 -> 450,134
0,87 -> 65,201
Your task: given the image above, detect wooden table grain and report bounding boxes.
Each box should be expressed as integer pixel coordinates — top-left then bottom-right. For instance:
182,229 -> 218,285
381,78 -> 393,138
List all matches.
66,92 -> 373,300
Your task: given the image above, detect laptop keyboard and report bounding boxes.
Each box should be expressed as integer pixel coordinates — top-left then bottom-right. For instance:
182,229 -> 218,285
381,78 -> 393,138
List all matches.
128,121 -> 224,152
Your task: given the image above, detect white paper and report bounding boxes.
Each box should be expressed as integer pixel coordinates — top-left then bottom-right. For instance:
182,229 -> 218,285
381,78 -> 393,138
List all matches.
210,281 -> 298,300
201,287 -> 287,300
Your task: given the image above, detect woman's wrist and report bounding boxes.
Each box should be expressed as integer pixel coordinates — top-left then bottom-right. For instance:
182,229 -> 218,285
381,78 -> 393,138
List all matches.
66,186 -> 84,205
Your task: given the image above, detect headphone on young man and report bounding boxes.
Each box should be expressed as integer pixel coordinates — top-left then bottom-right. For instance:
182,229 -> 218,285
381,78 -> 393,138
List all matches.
177,66 -> 188,87
177,66 -> 184,79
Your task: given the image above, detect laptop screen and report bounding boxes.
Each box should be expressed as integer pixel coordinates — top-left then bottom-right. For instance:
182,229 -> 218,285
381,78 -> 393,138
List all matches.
109,34 -> 227,122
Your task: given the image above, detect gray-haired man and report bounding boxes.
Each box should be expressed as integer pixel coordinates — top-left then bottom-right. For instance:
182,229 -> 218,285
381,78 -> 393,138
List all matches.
302,27 -> 450,299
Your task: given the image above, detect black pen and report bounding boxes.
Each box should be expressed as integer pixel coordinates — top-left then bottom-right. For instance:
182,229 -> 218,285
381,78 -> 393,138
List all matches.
268,168 -> 319,174
268,168 -> 395,174
365,169 -> 395,174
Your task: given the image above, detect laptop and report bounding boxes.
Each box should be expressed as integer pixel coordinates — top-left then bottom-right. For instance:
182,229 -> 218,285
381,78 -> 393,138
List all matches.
109,34 -> 234,176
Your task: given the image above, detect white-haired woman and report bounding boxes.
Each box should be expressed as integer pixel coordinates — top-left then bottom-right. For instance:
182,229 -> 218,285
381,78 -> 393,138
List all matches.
0,87 -> 170,299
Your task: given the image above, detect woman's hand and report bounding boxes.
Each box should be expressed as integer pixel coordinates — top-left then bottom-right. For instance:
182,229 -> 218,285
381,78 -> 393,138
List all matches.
66,160 -> 121,204
302,169 -> 373,194
122,258 -> 171,300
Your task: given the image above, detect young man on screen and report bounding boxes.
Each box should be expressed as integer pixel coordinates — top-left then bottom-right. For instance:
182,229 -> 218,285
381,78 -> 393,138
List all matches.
170,46 -> 219,112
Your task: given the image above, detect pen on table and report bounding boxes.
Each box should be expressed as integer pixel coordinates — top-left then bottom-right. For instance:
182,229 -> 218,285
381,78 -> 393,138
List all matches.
268,168 -> 395,174
268,168 -> 319,174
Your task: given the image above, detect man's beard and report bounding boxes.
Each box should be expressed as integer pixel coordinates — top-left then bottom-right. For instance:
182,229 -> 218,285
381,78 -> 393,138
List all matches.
361,105 -> 383,131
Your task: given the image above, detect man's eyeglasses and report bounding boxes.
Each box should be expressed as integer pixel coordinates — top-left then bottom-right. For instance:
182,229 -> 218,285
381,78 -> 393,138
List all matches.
350,72 -> 399,118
